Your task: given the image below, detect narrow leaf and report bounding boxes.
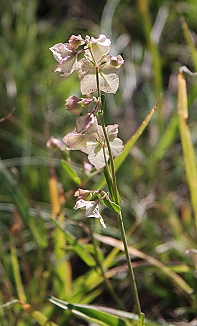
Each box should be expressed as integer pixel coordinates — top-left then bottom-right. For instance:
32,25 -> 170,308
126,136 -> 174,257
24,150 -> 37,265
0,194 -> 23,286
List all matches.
177,71 -> 197,229
48,297 -> 130,326
50,217 -> 96,267
94,233 -> 194,299
21,302 -> 57,326
61,160 -> 81,185
95,99 -> 159,190
10,241 -> 26,303
0,160 -> 47,248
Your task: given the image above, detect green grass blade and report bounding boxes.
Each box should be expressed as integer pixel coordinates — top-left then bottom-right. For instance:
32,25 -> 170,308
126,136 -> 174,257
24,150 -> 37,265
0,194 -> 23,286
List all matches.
48,297 -> 172,326
0,160 -> 47,248
10,239 -> 26,303
50,217 -> 97,268
177,71 -> 197,229
149,113 -> 178,177
49,175 -> 72,299
61,160 -> 81,185
180,17 -> 197,71
48,297 -> 131,326
137,0 -> 164,132
95,100 -> 158,190
20,302 -> 58,326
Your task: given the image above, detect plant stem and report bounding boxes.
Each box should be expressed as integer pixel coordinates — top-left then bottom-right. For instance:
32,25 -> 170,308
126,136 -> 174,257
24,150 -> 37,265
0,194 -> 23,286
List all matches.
117,211 -> 141,315
92,50 -> 142,316
99,100 -> 141,317
89,220 -> 125,310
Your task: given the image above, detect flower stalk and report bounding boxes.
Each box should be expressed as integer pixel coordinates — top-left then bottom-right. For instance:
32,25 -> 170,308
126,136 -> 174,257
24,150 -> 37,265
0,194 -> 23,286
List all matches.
49,33 -> 142,318
96,70 -> 141,315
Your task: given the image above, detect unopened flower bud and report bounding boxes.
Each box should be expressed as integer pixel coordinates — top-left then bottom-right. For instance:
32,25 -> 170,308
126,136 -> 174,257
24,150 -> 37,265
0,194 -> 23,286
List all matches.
46,136 -> 66,151
69,34 -> 85,49
65,96 -> 95,115
109,55 -> 124,68
74,188 -> 92,200
65,95 -> 83,115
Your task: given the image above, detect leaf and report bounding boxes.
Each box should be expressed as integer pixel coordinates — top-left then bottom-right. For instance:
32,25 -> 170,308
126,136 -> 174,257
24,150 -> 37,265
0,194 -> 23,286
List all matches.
94,233 -> 195,299
177,71 -> 197,229
48,297 -> 168,326
50,217 -> 97,268
0,160 -> 47,248
48,297 -> 131,326
101,197 -> 120,214
61,160 -> 81,185
94,99 -> 159,190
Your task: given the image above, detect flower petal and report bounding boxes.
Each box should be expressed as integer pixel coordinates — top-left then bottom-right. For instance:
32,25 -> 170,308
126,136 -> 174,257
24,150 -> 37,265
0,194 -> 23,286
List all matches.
85,34 -> 111,62
50,43 -> 77,77
63,131 -> 88,152
76,113 -> 98,134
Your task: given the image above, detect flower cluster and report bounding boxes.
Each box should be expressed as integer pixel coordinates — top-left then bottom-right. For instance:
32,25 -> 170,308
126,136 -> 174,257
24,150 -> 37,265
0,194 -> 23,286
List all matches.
50,34 -> 124,94
49,34 -> 124,227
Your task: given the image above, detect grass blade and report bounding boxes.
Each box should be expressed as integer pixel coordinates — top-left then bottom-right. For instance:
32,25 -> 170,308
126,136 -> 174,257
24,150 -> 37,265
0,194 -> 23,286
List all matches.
49,173 -> 72,298
10,238 -> 26,303
177,71 -> 197,229
0,160 -> 47,248
94,233 -> 195,301
61,160 -> 81,185
50,217 -> 96,268
95,100 -> 159,190
48,296 -> 131,326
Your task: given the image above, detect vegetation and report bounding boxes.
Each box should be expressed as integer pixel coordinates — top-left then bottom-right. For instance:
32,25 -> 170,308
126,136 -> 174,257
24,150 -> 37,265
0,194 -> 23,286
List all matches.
0,0 -> 197,325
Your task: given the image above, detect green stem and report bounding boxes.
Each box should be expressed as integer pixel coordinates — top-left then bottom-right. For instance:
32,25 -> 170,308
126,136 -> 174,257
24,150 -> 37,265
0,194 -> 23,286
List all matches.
97,88 -> 141,317
117,211 -> 141,315
91,47 -> 142,316
90,220 -> 125,310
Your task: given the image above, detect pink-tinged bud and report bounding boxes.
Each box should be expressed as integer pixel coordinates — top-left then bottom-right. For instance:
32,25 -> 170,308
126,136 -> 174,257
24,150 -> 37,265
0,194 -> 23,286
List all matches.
65,96 -> 95,115
49,43 -> 77,77
81,97 -> 94,106
109,55 -> 124,68
46,137 -> 66,151
69,34 -> 85,49
74,188 -> 92,200
83,162 -> 93,174
65,95 -> 83,115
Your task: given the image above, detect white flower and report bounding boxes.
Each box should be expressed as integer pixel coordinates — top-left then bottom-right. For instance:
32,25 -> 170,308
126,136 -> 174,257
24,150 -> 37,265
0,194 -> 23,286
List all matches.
74,199 -> 106,228
49,43 -> 77,77
87,124 -> 124,170
85,34 -> 111,62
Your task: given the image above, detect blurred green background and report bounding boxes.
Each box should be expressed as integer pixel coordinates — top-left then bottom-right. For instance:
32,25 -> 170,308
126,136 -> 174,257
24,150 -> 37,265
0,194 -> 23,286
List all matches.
1,0 -> 197,325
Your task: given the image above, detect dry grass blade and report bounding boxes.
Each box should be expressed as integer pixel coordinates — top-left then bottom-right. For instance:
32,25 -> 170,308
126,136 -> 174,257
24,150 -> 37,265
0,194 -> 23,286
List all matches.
94,233 -> 194,301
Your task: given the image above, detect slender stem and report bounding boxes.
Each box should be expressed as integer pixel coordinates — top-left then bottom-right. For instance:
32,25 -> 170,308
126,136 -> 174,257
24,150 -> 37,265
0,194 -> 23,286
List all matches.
101,114 -> 141,314
89,220 -> 125,310
117,211 -> 141,315
94,71 -> 141,316
99,114 -> 119,202
88,44 -> 142,315
101,119 -> 141,314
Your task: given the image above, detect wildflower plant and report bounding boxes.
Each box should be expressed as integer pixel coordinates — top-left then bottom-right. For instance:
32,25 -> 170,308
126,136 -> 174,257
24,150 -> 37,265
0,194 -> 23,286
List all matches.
49,34 -> 143,322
